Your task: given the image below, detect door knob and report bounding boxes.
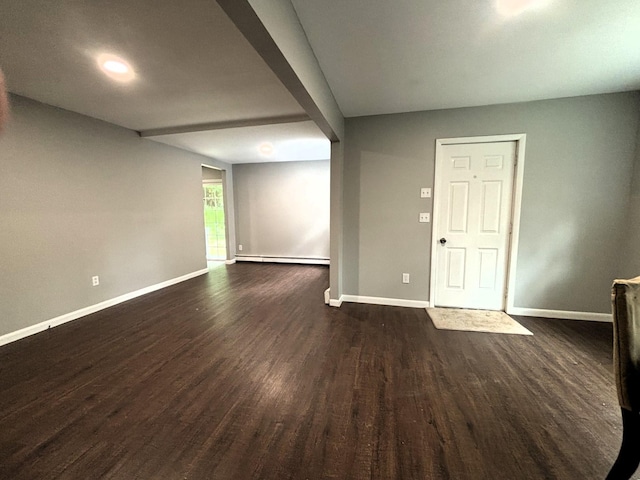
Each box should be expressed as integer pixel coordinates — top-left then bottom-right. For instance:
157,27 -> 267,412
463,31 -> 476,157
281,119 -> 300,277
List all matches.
439,238 -> 447,245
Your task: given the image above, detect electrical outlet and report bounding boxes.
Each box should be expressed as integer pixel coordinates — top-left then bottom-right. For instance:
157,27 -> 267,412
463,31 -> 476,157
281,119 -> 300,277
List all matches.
92,276 -> 100,286
238,244 -> 243,251
420,187 -> 432,198
419,212 -> 430,223
402,273 -> 410,284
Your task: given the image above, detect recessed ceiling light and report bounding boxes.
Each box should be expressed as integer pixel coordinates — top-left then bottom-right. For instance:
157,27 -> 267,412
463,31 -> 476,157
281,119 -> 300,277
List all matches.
496,0 -> 551,17
259,143 -> 274,156
103,60 -> 129,74
97,54 -> 135,82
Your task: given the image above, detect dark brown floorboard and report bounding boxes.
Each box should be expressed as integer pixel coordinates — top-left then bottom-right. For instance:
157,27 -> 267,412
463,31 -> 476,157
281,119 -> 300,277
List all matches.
0,263 -> 629,479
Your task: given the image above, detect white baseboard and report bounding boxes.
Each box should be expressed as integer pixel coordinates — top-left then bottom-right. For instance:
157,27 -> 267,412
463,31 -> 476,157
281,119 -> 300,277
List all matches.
0,268 -> 209,348
340,295 -> 430,309
235,256 -> 330,266
225,259 -> 236,265
507,307 -> 612,323
329,299 -> 610,321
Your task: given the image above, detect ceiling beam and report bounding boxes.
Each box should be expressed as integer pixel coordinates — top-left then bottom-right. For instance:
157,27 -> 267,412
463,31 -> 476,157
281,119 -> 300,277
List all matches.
139,113 -> 310,137
216,0 -> 341,142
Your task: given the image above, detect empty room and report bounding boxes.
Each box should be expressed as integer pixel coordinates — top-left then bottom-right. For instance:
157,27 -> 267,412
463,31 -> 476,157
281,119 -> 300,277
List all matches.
1,1 -> 640,479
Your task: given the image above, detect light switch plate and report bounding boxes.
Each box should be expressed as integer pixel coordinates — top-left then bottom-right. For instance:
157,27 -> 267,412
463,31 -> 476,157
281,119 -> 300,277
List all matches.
419,212 -> 430,223
420,188 -> 432,198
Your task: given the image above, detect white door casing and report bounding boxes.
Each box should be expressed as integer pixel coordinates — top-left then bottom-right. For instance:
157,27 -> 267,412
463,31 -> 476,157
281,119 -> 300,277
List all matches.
430,135 -> 526,311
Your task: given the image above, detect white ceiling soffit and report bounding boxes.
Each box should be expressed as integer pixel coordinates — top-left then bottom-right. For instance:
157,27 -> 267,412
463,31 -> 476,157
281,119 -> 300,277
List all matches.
147,120 -> 330,164
290,0 -> 640,117
0,0 -> 305,131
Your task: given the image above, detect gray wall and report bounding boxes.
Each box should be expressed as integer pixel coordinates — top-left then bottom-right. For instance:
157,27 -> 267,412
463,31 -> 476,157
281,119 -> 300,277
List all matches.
0,95 -> 232,337
202,166 -> 223,181
343,92 -> 640,313
620,122 -> 640,279
233,160 -> 330,259
330,141 -> 344,299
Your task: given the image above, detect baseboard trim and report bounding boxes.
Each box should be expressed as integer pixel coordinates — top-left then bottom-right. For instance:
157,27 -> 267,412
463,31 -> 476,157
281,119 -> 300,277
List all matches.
235,256 -> 330,266
329,298 -> 343,307
0,268 -> 209,348
225,259 -> 236,265
340,295 -> 429,309
507,307 -> 612,323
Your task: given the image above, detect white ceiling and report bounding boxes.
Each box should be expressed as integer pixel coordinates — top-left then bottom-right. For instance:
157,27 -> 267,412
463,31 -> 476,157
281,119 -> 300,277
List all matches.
3,0 -> 638,162
291,0 -> 640,117
0,0 -> 327,163
149,120 -> 330,164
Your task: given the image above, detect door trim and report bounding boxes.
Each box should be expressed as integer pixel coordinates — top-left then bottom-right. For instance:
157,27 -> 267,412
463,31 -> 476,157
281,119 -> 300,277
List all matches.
202,164 -> 231,261
429,134 -> 526,312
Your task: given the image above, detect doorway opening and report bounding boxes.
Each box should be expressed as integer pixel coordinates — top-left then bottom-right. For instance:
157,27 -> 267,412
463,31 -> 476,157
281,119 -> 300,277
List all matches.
202,166 -> 227,261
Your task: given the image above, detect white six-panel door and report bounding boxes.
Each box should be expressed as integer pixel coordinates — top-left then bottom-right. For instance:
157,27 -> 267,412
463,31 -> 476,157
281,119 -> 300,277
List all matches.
434,141 -> 516,310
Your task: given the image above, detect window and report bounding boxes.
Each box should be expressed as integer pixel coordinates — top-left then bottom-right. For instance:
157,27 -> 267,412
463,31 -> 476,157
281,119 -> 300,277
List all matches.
203,183 -> 226,260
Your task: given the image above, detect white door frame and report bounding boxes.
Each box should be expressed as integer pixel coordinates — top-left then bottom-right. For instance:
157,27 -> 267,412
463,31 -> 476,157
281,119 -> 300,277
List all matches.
201,164 -> 231,262
429,134 -> 527,312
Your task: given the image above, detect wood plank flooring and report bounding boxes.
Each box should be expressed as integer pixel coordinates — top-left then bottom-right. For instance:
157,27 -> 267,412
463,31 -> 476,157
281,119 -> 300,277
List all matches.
0,263 -> 629,479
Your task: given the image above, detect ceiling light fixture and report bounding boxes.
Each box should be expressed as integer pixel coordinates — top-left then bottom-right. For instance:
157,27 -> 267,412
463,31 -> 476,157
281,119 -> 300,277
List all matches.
258,143 -> 274,156
496,0 -> 551,17
97,54 -> 135,82
103,60 -> 129,74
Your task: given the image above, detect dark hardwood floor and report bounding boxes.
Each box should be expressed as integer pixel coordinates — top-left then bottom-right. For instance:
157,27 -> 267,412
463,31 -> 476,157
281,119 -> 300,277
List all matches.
0,263 -> 629,479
